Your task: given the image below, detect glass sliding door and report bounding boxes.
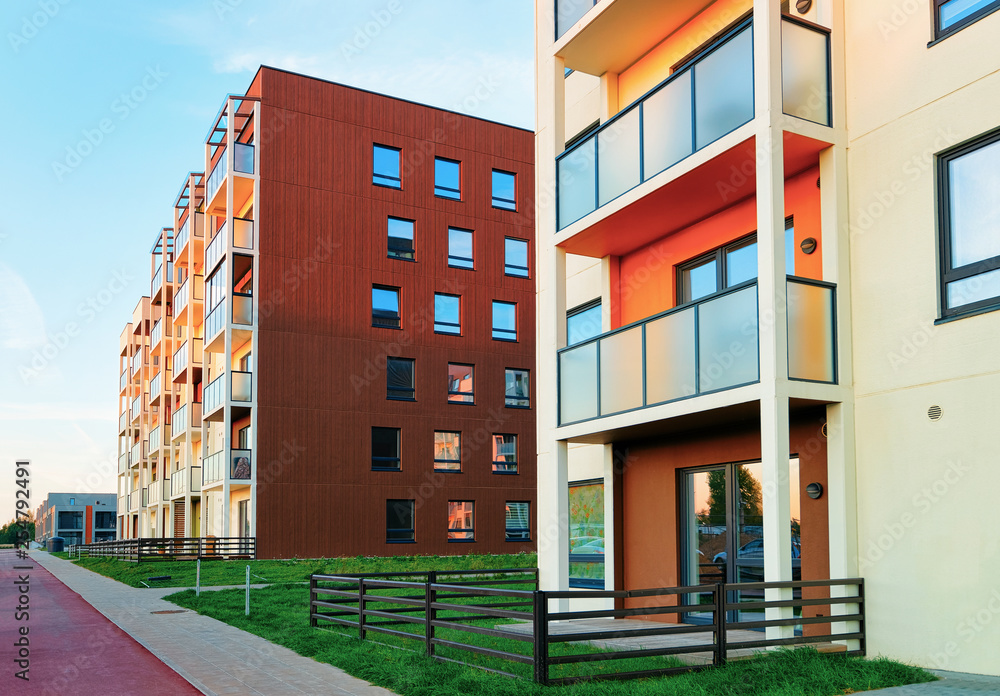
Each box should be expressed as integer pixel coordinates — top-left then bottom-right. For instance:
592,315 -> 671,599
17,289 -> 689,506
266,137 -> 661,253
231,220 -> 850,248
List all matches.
680,467 -> 729,622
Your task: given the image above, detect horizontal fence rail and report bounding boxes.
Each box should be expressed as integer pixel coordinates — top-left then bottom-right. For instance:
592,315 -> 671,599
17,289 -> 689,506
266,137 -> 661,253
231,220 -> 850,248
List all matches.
310,573 -> 864,685
70,537 -> 255,562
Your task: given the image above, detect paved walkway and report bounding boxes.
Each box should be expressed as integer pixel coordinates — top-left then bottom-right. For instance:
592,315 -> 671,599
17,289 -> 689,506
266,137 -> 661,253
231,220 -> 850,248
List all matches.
0,548 -> 199,695
870,671 -> 1000,694
29,551 -> 396,696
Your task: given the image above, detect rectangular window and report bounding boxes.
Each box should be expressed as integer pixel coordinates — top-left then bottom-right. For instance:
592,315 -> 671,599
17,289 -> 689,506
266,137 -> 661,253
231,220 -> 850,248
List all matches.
505,502 -> 530,541
504,238 -> 529,278
372,285 -> 400,329
569,480 -> 605,589
505,369 -> 530,408
238,425 -> 250,449
447,363 -> 474,404
492,301 -> 517,341
567,300 -> 602,346
434,293 -> 461,335
492,434 -> 517,474
492,170 -> 517,210
434,157 -> 461,199
934,0 -> 1000,38
448,228 -> 474,269
386,357 -> 415,400
939,130 -> 1000,316
387,217 -> 415,260
447,501 -> 475,541
372,427 -> 401,470
433,431 -> 461,471
373,144 -> 401,188
386,499 -> 414,542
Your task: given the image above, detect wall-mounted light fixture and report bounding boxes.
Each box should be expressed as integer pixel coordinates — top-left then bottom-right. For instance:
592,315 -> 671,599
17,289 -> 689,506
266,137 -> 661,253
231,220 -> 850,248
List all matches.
800,237 -> 818,255
796,0 -> 813,13
806,482 -> 824,499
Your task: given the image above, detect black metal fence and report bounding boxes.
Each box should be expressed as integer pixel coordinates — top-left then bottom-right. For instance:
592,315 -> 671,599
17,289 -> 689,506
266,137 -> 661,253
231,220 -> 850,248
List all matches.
309,573 -> 865,685
68,537 -> 255,562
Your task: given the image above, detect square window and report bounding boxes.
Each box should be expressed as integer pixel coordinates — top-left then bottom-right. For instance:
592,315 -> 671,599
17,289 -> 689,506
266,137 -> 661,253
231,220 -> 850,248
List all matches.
434,431 -> 461,471
447,501 -> 474,541
434,293 -> 461,335
372,285 -> 400,329
492,170 -> 517,210
386,499 -> 414,542
447,363 -> 474,404
373,144 -> 401,188
372,427 -> 401,470
505,502 -> 530,541
435,157 -> 461,199
492,434 -> 517,474
505,369 -> 529,408
448,228 -> 474,269
492,301 -> 517,341
934,0 -> 1000,39
387,217 -> 415,260
567,300 -> 602,346
386,357 -> 415,401
939,131 -> 1000,317
504,238 -> 529,278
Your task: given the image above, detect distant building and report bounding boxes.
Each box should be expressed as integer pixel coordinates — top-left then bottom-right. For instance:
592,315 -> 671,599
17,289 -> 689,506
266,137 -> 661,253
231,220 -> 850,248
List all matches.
35,493 -> 117,545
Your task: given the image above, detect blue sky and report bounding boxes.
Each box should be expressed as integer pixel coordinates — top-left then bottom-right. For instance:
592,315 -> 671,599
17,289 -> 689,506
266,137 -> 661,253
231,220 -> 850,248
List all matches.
0,0 -> 535,521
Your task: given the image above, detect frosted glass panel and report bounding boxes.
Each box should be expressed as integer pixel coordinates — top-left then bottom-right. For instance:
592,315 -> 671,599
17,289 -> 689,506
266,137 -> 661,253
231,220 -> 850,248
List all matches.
695,27 -> 754,149
643,72 -> 693,178
599,327 -> 643,415
787,281 -> 835,382
645,309 -> 697,403
558,138 -> 597,228
698,286 -> 759,391
557,0 -> 595,38
598,108 -> 641,206
232,372 -> 252,402
560,343 -> 598,424
233,295 -> 253,325
782,21 -> 830,126
233,218 -> 254,249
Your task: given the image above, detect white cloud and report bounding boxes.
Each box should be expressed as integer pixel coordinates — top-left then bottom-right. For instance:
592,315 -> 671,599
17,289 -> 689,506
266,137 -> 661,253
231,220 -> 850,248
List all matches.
0,262 -> 47,350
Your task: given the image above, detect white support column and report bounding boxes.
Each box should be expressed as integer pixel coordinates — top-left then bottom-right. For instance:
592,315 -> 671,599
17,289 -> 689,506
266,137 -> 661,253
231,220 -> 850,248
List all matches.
222,98 -> 235,540
599,72 -> 619,122
602,443 -> 616,595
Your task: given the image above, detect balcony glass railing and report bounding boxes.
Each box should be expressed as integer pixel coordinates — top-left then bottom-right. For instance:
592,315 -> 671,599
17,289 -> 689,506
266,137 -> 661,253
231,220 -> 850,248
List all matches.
172,403 -> 187,439
781,17 -> 831,127
557,21 -> 754,230
205,300 -> 226,342
786,278 -> 837,383
120,369 -> 127,391
558,282 -> 760,426
130,395 -> 141,420
234,142 -> 254,174
173,341 -> 188,376
191,465 -> 202,493
129,490 -> 139,511
175,216 -> 190,255
233,217 -> 254,249
204,374 -> 224,413
233,293 -> 253,326
119,411 -> 127,432
232,370 -> 252,402
118,452 -> 128,474
205,222 -> 225,272
203,450 -> 225,485
175,274 -> 204,317
206,149 -> 229,204
151,261 -> 173,297
149,426 -> 160,453
150,372 -> 161,401
556,0 -> 599,39
131,349 -> 142,375
151,319 -> 162,348
130,440 -> 141,464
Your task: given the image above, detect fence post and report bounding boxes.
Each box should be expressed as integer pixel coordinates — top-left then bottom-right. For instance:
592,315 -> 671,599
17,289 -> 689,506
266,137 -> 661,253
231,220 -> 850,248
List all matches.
425,570 -> 437,656
715,582 -> 727,666
309,576 -> 317,628
245,565 -> 250,616
533,590 -> 548,685
196,558 -> 201,597
358,578 -> 367,641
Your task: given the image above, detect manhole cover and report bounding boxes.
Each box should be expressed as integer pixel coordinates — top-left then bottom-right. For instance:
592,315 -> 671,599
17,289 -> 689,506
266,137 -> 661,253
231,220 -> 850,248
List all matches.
151,610 -> 187,615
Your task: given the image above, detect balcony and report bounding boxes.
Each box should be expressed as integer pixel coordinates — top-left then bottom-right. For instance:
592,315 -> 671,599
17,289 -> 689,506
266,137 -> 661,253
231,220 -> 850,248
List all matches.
203,450 -> 225,486
118,452 -> 129,474
171,466 -> 202,497
130,348 -> 143,377
206,143 -> 255,212
175,216 -> 191,258
130,395 -> 141,422
233,293 -> 253,326
149,425 -> 161,455
232,216 -> 254,250
205,222 -> 225,274
129,490 -> 139,512
119,411 -> 127,434
557,278 -> 836,427
151,261 -> 173,299
173,338 -> 203,381
150,318 -> 162,348
204,374 -> 224,416
556,16 -> 831,233
205,300 -> 226,350
171,401 -> 202,441
120,369 -> 127,392
175,274 -> 204,321
232,370 -> 252,402
130,440 -> 141,466
150,372 -> 162,402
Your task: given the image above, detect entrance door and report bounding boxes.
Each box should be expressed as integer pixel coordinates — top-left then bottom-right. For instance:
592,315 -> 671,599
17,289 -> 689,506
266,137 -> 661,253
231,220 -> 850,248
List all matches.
237,500 -> 250,554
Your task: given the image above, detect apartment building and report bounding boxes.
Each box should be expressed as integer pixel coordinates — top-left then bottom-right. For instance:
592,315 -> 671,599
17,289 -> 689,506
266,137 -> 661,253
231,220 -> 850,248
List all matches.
536,0 -> 1000,677
35,493 -> 117,546
116,67 -> 536,560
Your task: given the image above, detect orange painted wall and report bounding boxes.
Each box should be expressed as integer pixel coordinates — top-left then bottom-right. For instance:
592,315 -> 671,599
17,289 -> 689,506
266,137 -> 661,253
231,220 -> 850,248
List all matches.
618,0 -> 753,109
616,167 -> 822,327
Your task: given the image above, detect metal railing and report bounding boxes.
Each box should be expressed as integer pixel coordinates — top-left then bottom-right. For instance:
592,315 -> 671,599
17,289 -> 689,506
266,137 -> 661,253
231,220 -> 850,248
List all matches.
74,536 -> 255,562
310,574 -> 864,685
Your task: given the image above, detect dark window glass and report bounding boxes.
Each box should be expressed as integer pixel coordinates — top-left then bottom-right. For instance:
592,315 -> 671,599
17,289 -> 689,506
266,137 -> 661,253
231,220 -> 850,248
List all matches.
435,157 -> 461,199
504,238 -> 529,277
447,501 -> 474,541
372,427 -> 401,470
492,170 -> 517,210
434,431 -> 461,471
505,501 -> 530,541
492,301 -> 517,341
567,300 -> 602,346
372,286 -> 400,329
447,363 -> 474,404
434,294 -> 461,334
386,357 -> 415,400
492,434 -> 517,474
58,511 -> 83,530
373,144 -> 401,188
505,369 -> 530,408
387,217 -> 415,260
448,228 -> 474,269
386,499 -> 414,542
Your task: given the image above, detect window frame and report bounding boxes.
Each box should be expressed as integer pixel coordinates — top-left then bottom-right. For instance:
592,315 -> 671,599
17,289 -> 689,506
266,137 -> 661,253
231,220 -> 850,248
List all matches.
387,216 -> 415,261
492,169 -> 517,211
491,433 -> 518,474
386,357 -> 415,401
567,299 -> 602,347
504,237 -> 530,278
433,431 -> 462,472
372,285 -> 401,329
492,300 -> 518,342
447,227 -> 475,270
434,157 -> 462,200
932,0 -> 1000,42
504,368 -> 530,409
937,128 -> 1000,319
371,426 -> 401,471
373,144 -> 402,189
447,500 -> 475,542
447,363 -> 475,404
505,501 -> 531,542
386,499 -> 415,543
434,293 -> 462,335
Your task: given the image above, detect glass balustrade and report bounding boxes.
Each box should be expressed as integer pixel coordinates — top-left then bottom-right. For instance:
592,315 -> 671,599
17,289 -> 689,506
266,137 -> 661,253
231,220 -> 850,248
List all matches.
175,278 -> 190,315
205,222 -> 226,272
150,372 -> 161,401
173,341 -> 188,375
175,216 -> 190,255
786,278 -> 837,383
205,300 -> 226,342
120,369 -> 127,391
205,149 -> 228,204
556,0 -> 599,39
232,371 -> 252,402
130,395 -> 141,420
234,142 -> 255,174
233,293 -> 253,326
130,440 -> 140,464
172,403 -> 187,439
233,217 -> 254,249
150,319 -> 162,348
203,451 -> 225,485
148,426 -> 160,452
204,374 -> 224,414
781,18 -> 831,127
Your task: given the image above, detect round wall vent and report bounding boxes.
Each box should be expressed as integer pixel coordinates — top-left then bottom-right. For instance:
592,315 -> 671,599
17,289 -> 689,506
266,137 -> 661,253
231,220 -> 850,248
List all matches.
927,405 -> 943,421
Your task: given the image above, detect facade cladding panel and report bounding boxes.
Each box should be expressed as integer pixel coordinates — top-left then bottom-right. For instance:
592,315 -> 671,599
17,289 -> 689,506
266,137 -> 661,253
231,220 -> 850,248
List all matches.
249,68 -> 536,559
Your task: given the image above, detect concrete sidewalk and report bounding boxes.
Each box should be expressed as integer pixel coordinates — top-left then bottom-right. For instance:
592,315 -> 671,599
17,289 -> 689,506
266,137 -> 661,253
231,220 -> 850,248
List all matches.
866,671 -> 1000,694
31,551 -> 396,696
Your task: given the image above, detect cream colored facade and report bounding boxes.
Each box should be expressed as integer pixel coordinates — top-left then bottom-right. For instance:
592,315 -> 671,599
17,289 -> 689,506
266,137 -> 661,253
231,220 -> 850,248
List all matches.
536,0 -> 1000,676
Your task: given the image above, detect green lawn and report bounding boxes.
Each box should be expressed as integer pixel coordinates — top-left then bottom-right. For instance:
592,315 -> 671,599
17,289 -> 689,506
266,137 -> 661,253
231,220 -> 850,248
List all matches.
166,581 -> 935,696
